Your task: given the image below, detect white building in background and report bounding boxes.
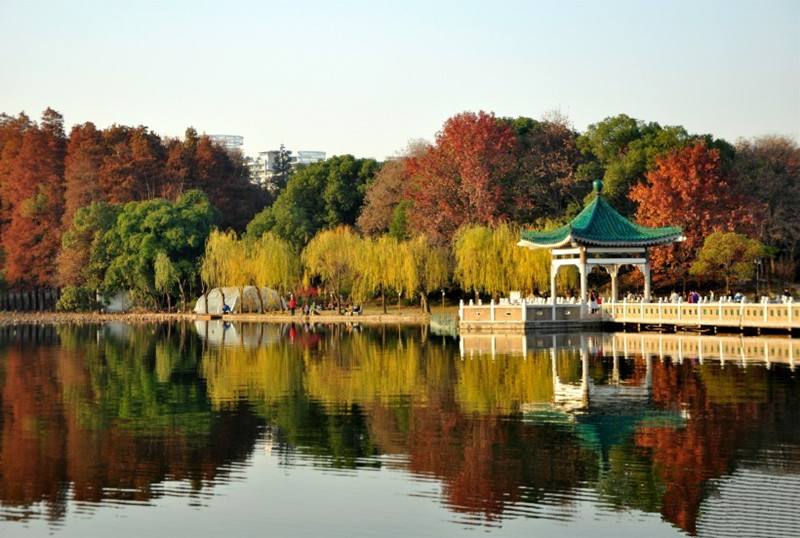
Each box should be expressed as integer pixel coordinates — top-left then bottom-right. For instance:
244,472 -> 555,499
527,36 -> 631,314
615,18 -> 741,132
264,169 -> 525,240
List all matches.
208,134 -> 244,153
295,150 -> 327,166
245,153 -> 269,187
246,148 -> 326,189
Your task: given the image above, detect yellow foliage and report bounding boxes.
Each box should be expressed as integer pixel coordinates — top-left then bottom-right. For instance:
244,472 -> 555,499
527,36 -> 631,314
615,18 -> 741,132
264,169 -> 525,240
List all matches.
201,229 -> 299,292
454,223 -> 577,296
302,226 -> 363,300
455,350 -> 555,414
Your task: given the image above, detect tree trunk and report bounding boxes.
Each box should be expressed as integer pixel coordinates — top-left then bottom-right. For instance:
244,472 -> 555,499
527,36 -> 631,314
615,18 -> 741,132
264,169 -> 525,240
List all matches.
381,286 -> 386,314
256,286 -> 265,313
420,292 -> 430,313
178,281 -> 186,312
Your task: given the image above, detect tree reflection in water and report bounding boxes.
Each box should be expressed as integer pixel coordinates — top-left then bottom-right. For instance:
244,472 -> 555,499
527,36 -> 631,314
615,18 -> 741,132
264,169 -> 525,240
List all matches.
0,322 -> 798,536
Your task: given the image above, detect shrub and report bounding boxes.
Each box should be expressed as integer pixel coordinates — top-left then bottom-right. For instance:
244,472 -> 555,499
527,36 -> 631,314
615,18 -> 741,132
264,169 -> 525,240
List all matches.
56,286 -> 100,312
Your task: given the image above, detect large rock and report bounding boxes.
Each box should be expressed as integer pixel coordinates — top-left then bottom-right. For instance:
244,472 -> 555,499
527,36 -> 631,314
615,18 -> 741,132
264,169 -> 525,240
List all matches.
193,286 -> 285,314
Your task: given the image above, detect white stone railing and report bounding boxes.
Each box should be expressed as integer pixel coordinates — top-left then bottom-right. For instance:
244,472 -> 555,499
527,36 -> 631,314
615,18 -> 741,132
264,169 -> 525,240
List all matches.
603,297 -> 798,329
458,296 -> 798,330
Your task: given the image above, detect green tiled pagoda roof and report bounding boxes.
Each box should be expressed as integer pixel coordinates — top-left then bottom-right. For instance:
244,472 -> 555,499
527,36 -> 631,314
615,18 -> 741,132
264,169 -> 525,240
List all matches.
519,181 -> 683,248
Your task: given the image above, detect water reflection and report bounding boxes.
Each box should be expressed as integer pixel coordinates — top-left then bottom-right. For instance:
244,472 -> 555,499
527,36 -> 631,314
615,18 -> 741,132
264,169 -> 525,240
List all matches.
0,323 -> 797,536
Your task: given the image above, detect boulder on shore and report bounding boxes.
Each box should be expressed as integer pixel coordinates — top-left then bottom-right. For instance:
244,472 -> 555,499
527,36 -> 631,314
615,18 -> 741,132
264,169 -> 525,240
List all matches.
193,286 -> 285,314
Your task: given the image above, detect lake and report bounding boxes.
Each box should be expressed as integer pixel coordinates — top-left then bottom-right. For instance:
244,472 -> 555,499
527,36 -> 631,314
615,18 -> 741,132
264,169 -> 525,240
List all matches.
0,322 -> 798,537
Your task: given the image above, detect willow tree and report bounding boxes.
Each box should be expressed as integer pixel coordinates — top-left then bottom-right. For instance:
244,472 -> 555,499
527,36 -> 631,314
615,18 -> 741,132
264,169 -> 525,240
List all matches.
454,222 -> 574,299
302,226 -> 362,311
200,229 -> 240,308
356,235 -> 404,313
154,251 -> 179,311
248,232 -> 301,309
402,235 -> 451,312
453,225 -> 492,300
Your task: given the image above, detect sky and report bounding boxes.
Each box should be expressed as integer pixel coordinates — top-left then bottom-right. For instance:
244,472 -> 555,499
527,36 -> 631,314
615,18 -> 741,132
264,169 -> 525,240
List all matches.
1,0 -> 798,159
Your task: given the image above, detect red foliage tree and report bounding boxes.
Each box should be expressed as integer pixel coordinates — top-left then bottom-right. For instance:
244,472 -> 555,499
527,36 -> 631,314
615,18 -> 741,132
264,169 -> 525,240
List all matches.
629,142 -> 756,284
1,109 -> 66,287
63,122 -> 105,226
405,111 -> 517,243
0,113 -> 31,241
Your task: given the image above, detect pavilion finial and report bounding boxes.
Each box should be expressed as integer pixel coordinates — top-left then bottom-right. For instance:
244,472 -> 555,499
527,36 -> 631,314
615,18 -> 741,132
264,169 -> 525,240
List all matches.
592,179 -> 603,195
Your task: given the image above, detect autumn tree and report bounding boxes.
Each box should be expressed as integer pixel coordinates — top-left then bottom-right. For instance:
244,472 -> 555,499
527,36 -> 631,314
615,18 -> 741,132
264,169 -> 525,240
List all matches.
0,112 -> 31,280
630,142 -> 756,285
200,229 -> 239,306
1,108 -> 66,287
63,122 -> 106,227
453,223 -> 565,300
405,111 -> 517,243
401,235 -> 451,312
99,125 -> 165,204
247,231 -> 301,307
301,226 -> 363,311
192,135 -> 267,232
503,116 -> 587,222
733,136 -> 800,281
357,140 -> 428,236
577,114 -> 696,214
355,235 -> 404,313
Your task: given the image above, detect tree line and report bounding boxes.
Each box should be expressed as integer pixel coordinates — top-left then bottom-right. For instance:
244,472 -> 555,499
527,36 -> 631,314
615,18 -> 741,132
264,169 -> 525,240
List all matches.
0,107 -> 797,310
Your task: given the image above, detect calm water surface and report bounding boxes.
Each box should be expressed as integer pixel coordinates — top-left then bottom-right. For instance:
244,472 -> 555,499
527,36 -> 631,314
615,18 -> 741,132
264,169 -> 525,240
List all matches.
0,322 -> 798,537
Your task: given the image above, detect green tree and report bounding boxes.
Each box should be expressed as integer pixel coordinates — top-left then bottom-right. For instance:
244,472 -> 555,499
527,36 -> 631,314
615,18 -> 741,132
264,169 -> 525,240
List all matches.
576,114 -> 693,213
269,144 -> 293,195
689,231 -> 767,294
247,155 -> 380,247
57,202 -> 120,288
154,251 -> 180,311
388,201 -> 410,241
102,190 -> 215,307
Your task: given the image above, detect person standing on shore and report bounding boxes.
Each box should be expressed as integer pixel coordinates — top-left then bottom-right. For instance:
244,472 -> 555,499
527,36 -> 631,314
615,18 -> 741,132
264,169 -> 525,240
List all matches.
289,294 -> 297,316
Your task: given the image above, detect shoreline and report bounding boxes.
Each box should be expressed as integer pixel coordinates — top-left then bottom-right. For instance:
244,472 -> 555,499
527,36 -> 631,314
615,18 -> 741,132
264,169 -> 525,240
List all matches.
0,310 -> 431,326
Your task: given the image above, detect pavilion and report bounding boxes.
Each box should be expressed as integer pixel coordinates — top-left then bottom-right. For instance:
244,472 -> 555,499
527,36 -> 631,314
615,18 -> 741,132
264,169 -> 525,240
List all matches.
517,180 -> 684,306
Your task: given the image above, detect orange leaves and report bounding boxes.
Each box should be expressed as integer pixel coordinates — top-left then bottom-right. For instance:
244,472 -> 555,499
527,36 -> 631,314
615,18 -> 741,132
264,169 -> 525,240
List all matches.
630,142 -> 757,278
405,111 -> 518,243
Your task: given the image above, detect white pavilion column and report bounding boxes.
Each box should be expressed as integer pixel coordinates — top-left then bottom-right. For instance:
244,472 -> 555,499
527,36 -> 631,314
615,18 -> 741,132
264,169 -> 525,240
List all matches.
579,248 -> 588,307
643,261 -> 652,301
606,264 -> 620,302
580,335 -> 590,407
550,263 -> 557,320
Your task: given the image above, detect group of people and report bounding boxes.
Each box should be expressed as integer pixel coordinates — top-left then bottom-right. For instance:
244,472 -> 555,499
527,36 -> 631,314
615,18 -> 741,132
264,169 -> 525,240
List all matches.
286,293 -> 362,316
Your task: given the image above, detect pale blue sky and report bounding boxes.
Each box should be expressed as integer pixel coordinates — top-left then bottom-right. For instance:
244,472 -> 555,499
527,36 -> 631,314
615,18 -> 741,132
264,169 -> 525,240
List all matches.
1,0 -> 798,158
